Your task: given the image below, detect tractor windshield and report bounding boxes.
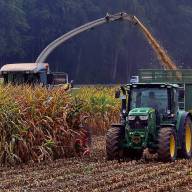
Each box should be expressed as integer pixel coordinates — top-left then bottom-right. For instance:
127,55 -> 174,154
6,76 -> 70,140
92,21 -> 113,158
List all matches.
130,87 -> 168,113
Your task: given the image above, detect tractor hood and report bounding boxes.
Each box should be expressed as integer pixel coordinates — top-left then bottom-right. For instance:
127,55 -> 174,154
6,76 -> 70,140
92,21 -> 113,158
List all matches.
129,108 -> 154,116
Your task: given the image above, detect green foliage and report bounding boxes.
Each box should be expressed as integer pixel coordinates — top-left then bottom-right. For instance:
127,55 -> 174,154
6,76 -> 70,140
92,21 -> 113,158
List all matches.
0,85 -> 120,165
0,85 -> 86,165
1,1 -> 192,82
74,87 -> 120,134
0,0 -> 28,57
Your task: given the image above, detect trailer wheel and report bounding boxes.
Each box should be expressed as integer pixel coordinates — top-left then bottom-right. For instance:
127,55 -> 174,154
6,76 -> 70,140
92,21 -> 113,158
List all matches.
106,127 -> 124,161
157,127 -> 177,162
178,117 -> 192,159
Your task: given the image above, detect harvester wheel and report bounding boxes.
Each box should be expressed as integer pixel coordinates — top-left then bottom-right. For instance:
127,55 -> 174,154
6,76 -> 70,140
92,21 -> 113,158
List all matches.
106,127 -> 124,161
178,117 -> 192,159
157,127 -> 177,162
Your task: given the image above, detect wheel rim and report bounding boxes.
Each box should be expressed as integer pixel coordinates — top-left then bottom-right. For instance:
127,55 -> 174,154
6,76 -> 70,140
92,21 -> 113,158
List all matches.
185,124 -> 192,154
170,135 -> 176,158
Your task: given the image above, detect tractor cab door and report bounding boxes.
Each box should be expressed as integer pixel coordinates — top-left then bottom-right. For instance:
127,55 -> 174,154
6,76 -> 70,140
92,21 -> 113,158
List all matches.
168,87 -> 179,115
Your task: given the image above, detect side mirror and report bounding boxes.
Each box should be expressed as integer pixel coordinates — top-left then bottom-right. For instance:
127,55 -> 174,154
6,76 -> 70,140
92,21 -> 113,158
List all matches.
70,80 -> 74,88
115,90 -> 120,98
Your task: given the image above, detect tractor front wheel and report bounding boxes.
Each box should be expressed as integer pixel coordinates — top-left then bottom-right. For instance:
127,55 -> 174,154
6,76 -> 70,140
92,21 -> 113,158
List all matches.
106,127 -> 124,161
157,127 -> 177,162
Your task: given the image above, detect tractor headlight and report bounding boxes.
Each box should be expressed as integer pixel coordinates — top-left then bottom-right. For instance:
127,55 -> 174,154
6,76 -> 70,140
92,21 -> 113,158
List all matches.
139,116 -> 148,121
128,116 -> 136,121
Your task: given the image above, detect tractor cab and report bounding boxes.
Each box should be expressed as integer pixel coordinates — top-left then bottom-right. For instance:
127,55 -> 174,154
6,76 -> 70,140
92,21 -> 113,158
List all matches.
116,83 -> 179,124
127,83 -> 179,125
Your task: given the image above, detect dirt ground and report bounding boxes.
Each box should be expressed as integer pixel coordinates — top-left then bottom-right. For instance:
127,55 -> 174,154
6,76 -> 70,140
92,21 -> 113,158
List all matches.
0,136 -> 192,192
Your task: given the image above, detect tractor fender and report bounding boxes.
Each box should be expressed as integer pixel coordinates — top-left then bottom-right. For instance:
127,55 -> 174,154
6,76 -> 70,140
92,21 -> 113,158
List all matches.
111,124 -> 125,137
111,124 -> 125,128
177,112 -> 192,146
111,124 -> 125,133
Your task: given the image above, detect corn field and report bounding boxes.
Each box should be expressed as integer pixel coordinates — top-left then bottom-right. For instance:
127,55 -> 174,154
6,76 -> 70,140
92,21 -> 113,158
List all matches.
0,85 -> 119,165
73,87 -> 120,135
0,85 -> 192,191
0,136 -> 192,191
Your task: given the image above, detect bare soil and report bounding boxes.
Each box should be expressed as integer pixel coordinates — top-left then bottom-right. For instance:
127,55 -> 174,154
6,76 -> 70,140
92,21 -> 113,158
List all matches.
0,136 -> 192,192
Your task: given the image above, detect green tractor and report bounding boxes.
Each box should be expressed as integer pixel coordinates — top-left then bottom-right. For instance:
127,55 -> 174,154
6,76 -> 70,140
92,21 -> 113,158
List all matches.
106,69 -> 192,161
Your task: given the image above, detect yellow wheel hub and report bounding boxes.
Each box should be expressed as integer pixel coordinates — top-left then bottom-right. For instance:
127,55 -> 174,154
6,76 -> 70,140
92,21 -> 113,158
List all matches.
170,135 -> 176,158
185,124 -> 192,154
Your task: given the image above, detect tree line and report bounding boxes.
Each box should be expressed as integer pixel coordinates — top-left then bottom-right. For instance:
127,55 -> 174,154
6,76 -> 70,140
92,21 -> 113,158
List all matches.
1,0 -> 192,83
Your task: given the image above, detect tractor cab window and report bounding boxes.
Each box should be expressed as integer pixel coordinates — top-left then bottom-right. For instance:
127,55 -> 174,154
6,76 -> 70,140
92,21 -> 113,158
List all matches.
130,88 -> 168,114
172,88 -> 179,113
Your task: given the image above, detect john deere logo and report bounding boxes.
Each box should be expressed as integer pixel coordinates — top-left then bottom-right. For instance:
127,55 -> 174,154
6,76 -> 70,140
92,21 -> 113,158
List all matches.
136,121 -> 140,125
132,136 -> 141,144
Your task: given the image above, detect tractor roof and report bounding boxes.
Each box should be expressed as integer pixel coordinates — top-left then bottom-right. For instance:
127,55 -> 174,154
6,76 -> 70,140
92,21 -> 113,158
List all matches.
0,63 -> 49,73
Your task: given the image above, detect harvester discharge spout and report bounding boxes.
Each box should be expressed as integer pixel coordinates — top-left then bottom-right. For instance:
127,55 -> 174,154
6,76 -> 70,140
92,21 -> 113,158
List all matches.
36,11 -> 180,79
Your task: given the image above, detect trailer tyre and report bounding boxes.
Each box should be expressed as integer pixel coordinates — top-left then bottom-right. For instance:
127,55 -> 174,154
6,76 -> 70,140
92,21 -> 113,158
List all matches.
157,127 -> 177,162
106,127 -> 124,161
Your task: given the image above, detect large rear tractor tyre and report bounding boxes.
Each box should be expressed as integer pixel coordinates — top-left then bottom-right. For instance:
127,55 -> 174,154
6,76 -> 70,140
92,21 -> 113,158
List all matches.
157,128 -> 177,162
106,127 -> 124,161
178,117 -> 192,159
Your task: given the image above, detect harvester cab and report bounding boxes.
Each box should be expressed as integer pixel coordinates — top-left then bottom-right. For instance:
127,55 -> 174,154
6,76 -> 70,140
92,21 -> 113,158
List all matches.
106,69 -> 192,162
0,63 -> 72,89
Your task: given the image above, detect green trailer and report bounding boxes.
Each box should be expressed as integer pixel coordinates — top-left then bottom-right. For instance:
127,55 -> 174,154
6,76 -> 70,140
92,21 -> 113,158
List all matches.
139,69 -> 192,111
106,69 -> 192,162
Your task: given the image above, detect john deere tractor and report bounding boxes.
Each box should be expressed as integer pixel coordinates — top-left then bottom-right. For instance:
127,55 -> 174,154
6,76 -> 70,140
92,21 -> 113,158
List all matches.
106,69 -> 192,161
